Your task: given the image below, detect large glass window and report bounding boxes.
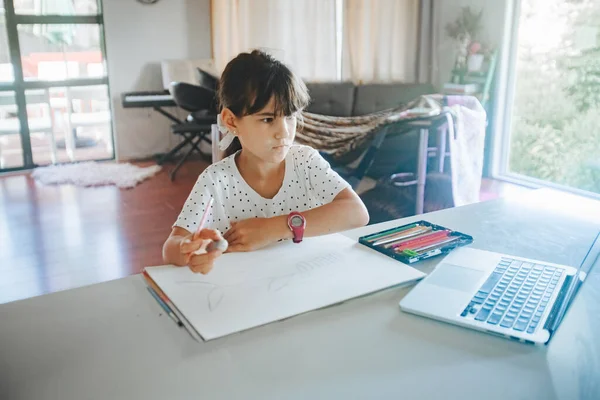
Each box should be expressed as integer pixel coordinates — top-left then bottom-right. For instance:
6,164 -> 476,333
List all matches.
18,24 -> 105,81
498,0 -> 600,195
0,0 -> 112,172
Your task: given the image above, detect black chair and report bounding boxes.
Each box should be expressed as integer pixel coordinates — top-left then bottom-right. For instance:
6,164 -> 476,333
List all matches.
196,68 -> 219,92
160,82 -> 217,180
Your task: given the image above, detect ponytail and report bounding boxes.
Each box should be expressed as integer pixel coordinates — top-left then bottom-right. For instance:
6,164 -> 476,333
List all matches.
224,136 -> 242,158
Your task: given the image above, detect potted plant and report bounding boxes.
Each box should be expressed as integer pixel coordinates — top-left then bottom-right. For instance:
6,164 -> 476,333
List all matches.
446,7 -> 484,79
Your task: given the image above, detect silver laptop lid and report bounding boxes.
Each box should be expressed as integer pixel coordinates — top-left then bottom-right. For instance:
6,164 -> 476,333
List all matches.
551,231 -> 600,331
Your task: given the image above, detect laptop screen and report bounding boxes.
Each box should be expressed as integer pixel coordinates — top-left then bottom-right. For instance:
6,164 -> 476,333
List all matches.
553,231 -> 600,330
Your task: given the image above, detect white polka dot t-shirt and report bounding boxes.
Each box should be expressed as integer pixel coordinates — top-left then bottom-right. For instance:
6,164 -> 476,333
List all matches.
174,145 -> 350,234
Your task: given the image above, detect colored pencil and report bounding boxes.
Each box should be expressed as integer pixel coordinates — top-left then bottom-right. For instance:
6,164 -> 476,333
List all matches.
195,197 -> 214,237
143,270 -> 169,304
193,197 -> 228,253
370,224 -> 424,243
144,271 -> 204,340
391,230 -> 450,251
365,223 -> 418,242
146,286 -> 183,327
372,226 -> 431,246
383,228 -> 442,249
143,271 -> 184,326
412,236 -> 460,253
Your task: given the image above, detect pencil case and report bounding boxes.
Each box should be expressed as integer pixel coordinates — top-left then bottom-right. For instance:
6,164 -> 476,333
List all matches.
359,220 -> 473,264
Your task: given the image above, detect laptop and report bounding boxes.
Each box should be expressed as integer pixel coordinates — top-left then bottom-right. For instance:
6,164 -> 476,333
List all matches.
399,231 -> 600,344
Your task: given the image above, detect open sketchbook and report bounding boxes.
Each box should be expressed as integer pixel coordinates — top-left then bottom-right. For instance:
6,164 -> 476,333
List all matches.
145,233 -> 425,340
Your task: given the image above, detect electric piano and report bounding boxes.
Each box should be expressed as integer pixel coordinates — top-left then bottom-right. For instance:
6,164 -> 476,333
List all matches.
121,90 -> 181,123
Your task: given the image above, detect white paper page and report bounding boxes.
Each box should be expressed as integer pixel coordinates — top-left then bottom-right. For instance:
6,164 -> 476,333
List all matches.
146,233 -> 425,340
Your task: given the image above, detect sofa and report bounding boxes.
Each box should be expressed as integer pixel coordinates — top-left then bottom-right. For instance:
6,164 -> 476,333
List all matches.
303,81 -> 437,181
304,82 -> 435,117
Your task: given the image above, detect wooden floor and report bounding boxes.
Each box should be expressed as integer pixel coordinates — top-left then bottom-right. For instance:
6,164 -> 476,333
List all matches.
0,159 -> 209,304
0,160 -> 529,305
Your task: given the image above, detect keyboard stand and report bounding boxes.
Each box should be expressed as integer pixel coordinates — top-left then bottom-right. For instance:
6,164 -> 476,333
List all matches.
121,91 -> 212,176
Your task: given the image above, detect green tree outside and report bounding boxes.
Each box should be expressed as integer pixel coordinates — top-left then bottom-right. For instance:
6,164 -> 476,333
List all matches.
508,0 -> 600,194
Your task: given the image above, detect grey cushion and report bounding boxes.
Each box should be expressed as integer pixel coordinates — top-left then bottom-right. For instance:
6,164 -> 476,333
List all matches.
304,82 -> 355,117
352,83 -> 435,116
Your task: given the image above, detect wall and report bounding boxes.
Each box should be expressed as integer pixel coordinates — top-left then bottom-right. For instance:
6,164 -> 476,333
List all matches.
102,0 -> 211,161
433,0 -> 510,178
433,0 -> 508,88
100,0 -> 504,159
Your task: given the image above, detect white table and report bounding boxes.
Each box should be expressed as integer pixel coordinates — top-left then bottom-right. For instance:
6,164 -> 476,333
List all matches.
1,189 -> 600,400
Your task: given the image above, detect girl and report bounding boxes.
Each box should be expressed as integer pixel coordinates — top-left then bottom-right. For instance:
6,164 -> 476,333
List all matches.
162,50 -> 369,274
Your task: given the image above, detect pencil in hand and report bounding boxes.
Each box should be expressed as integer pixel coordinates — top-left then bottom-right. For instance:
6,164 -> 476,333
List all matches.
192,197 -> 228,254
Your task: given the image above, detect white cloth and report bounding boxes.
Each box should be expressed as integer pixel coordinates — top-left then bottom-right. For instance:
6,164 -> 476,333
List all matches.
446,95 -> 487,206
174,145 -> 350,234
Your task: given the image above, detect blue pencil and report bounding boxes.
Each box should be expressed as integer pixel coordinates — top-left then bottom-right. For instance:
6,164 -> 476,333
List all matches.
146,286 -> 183,327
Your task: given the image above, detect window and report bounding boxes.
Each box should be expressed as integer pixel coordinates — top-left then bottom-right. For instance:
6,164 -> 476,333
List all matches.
0,0 -> 112,172
495,0 -> 600,196
18,23 -> 105,81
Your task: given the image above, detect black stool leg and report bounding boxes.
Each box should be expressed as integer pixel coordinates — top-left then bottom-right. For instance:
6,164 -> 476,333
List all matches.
157,133 -> 194,165
170,136 -> 203,181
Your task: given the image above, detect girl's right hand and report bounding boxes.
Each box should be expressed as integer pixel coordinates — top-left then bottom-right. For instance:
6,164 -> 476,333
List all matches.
179,229 -> 224,274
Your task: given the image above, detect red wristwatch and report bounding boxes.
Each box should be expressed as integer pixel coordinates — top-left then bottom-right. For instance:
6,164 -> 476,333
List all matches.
287,212 -> 306,243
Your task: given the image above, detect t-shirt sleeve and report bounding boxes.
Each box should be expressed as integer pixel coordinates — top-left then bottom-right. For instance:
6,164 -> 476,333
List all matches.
173,171 -> 216,233
303,146 -> 351,204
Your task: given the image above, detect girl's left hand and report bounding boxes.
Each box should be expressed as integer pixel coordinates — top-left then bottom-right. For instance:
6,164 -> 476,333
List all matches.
224,217 -> 283,252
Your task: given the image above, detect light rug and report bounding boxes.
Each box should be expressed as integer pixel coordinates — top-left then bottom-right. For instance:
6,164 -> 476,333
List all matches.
31,161 -> 162,189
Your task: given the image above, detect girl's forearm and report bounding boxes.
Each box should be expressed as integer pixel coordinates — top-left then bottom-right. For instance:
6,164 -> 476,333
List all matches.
268,198 -> 369,241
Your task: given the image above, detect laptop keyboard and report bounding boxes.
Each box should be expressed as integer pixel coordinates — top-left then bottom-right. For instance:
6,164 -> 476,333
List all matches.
461,258 -> 564,334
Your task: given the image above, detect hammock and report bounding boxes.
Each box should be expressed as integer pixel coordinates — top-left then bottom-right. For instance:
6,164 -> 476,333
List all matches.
297,95 -> 447,163
297,94 -> 487,206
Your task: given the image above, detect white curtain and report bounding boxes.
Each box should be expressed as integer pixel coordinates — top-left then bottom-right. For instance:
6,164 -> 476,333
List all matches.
342,0 -> 420,83
211,0 -> 338,81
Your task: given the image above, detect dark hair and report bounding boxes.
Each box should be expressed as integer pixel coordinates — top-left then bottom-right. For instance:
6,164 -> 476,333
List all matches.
218,50 -> 310,156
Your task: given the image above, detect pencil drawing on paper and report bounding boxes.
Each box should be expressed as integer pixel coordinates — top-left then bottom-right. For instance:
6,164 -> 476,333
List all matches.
268,252 -> 344,292
176,251 -> 345,312
175,281 -> 224,312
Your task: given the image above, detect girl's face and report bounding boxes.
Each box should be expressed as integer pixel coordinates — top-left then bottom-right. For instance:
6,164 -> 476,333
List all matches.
222,97 -> 298,164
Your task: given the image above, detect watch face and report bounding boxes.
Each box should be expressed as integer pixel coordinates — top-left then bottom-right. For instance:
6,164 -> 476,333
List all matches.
290,215 -> 304,227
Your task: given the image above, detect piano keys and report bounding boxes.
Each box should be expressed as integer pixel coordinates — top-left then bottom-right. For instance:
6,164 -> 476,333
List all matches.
121,90 -> 181,123
121,90 -> 176,109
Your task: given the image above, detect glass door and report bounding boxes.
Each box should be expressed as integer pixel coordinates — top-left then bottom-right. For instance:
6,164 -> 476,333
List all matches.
0,0 -> 113,172
498,0 -> 600,196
